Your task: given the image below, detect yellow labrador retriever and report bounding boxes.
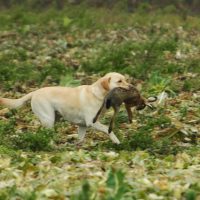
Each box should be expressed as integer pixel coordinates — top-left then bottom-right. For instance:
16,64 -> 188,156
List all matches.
0,72 -> 131,144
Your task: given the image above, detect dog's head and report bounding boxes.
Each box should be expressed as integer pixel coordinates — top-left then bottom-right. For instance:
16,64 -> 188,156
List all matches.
100,72 -> 131,91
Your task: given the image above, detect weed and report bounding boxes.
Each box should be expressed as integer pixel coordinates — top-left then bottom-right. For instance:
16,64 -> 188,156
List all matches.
14,128 -> 55,151
0,56 -> 70,90
150,138 -> 181,155
183,77 -> 200,92
146,115 -> 171,128
72,169 -> 132,200
82,36 -> 178,80
0,117 -> 16,147
183,80 -> 192,91
82,42 -> 137,75
0,145 -> 16,156
128,129 -> 154,150
60,72 -> 81,87
184,189 -> 197,200
0,185 -> 37,200
147,72 -> 173,95
71,181 -> 91,200
39,59 -> 68,83
105,169 -> 131,200
180,106 -> 188,119
0,118 -> 56,152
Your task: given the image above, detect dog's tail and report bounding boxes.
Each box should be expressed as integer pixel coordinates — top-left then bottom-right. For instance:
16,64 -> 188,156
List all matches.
0,92 -> 33,109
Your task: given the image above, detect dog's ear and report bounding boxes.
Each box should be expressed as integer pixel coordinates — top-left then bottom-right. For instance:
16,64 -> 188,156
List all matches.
101,77 -> 111,91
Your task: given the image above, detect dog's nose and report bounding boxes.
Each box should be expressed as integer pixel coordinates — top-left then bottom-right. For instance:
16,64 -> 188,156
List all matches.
124,83 -> 132,89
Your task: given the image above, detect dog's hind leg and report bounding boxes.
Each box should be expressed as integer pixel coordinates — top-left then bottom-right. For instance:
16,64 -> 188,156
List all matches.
31,97 -> 55,128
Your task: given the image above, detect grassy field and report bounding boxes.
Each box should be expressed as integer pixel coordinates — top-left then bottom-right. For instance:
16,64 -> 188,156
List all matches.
0,4 -> 200,200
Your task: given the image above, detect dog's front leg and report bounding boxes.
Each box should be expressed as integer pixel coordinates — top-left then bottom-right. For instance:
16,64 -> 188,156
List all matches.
91,121 -> 120,144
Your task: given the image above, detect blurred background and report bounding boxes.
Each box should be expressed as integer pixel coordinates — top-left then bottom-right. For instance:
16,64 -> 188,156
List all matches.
0,0 -> 199,93
0,0 -> 200,13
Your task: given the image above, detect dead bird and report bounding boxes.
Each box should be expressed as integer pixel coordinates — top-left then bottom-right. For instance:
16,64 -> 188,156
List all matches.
93,85 -> 156,133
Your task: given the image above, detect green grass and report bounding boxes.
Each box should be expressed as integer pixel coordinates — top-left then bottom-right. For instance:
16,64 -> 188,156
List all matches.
82,37 -> 179,78
0,118 -> 56,151
0,5 -> 199,92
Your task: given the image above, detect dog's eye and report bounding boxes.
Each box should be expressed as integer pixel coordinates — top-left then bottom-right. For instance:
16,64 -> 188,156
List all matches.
118,80 -> 122,83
